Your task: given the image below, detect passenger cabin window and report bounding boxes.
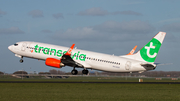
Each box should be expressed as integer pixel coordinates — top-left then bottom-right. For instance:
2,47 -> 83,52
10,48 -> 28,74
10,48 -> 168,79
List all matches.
14,44 -> 18,46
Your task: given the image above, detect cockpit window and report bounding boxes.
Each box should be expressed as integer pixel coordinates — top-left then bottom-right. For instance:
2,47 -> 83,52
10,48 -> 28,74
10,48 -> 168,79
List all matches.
14,44 -> 18,46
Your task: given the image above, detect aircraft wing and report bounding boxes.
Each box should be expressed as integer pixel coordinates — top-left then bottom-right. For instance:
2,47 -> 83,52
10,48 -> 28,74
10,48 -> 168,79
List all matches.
61,55 -> 83,67
60,44 -> 84,68
45,44 -> 86,68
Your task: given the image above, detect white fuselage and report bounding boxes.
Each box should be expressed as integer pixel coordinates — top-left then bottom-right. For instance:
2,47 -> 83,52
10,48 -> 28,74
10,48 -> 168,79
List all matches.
8,41 -> 147,73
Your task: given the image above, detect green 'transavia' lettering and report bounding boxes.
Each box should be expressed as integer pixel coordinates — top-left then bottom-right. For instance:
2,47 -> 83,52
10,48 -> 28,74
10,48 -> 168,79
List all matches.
34,45 -> 86,61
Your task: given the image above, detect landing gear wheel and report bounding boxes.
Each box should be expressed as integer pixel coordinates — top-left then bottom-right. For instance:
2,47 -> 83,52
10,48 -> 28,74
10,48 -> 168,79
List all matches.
82,69 -> 89,75
20,59 -> 23,63
19,56 -> 23,63
71,69 -> 78,75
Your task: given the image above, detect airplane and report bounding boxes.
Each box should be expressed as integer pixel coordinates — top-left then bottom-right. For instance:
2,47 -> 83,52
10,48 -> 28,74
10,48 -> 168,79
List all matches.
8,32 -> 166,75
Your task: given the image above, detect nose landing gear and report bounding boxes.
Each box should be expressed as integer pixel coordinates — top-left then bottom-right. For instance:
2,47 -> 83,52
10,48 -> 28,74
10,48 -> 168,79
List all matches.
20,56 -> 23,63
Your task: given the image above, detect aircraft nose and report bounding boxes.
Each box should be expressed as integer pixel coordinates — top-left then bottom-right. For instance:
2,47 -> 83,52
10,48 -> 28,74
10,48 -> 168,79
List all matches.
8,45 -> 13,51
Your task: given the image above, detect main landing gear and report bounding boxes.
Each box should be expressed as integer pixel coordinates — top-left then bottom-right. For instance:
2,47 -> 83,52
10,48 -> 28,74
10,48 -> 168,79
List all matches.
71,68 -> 78,75
82,69 -> 89,75
71,68 -> 89,75
19,56 -> 23,63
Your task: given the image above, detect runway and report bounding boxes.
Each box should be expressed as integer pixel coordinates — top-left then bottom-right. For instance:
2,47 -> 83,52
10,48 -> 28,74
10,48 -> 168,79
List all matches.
0,81 -> 179,84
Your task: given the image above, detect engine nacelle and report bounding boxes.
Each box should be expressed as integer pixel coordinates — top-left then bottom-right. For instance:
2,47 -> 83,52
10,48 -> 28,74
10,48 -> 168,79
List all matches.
45,58 -> 65,68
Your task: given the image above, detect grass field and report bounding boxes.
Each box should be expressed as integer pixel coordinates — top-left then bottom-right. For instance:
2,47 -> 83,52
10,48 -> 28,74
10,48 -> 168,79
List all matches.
1,75 -> 180,82
0,83 -> 179,101
0,76 -> 179,101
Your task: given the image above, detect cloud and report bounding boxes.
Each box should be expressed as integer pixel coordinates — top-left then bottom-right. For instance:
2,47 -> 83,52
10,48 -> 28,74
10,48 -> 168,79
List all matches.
123,1 -> 145,5
51,20 -> 155,42
53,13 -> 64,19
41,29 -> 53,33
160,23 -> 180,32
94,20 -> 155,34
53,27 -> 98,41
0,9 -> 6,17
78,7 -> 108,16
0,27 -> 24,34
78,7 -> 142,16
111,10 -> 143,16
28,10 -> 44,18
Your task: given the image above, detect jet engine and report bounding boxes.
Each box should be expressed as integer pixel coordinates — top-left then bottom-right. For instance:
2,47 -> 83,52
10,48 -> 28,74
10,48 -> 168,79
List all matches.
45,58 -> 65,68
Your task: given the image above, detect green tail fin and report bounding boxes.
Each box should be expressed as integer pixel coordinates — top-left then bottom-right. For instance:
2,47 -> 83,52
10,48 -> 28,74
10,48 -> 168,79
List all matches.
139,32 -> 166,63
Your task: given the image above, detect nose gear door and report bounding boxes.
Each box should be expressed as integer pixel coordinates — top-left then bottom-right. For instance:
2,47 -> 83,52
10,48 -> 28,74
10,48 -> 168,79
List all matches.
21,43 -> 27,51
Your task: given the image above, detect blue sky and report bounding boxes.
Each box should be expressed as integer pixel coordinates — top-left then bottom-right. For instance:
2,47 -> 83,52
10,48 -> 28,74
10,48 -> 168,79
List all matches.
0,0 -> 179,73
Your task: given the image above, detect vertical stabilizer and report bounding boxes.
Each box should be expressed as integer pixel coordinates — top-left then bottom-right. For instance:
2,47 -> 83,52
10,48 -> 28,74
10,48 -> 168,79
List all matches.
123,32 -> 166,63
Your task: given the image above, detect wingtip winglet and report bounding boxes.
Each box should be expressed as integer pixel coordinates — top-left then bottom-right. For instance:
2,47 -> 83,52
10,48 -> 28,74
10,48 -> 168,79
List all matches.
127,45 -> 137,55
65,44 -> 75,56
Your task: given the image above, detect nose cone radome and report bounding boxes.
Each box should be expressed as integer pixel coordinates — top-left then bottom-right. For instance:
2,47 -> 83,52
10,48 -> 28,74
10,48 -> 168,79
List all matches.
8,45 -> 13,51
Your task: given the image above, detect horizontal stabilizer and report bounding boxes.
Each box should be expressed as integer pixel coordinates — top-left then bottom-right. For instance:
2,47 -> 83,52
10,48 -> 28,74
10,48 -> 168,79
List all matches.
155,63 -> 173,66
141,63 -> 156,70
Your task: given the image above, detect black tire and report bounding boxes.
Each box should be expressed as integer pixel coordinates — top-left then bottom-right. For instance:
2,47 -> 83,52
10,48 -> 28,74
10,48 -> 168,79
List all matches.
82,70 -> 85,74
71,70 -> 78,75
82,70 -> 89,75
85,70 -> 89,75
20,59 -> 23,63
75,70 -> 78,75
